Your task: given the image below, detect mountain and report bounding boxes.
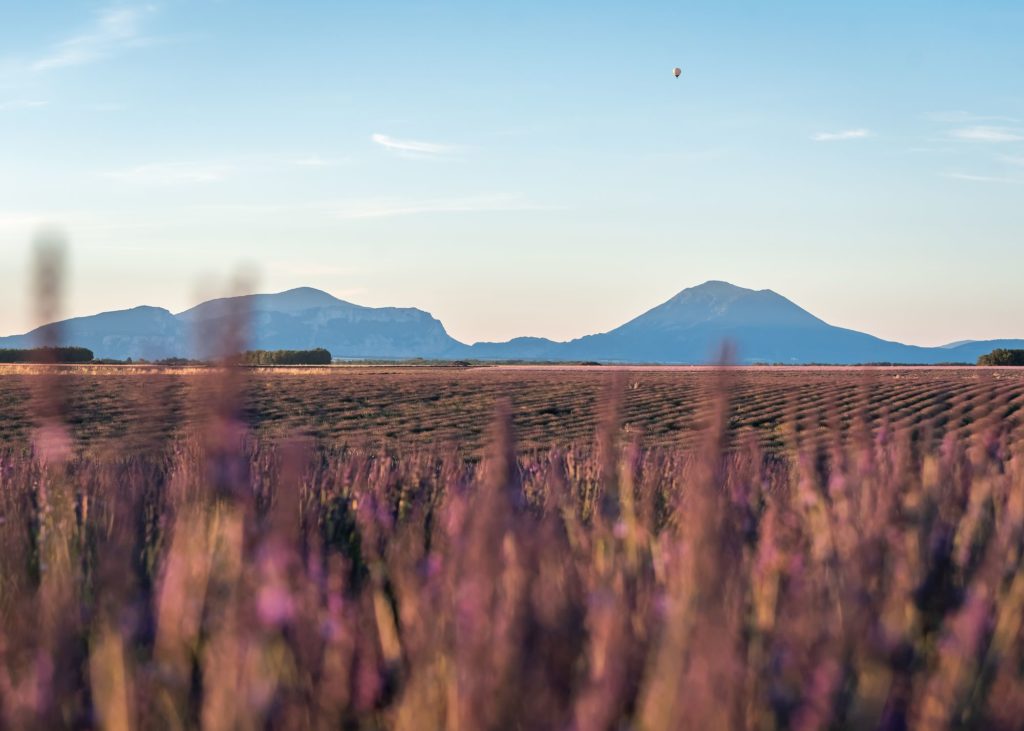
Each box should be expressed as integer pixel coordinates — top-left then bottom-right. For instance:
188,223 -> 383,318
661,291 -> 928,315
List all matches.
464,282 -> 1024,364
176,286 -> 346,322
1,282 -> 1021,364
938,340 -> 1024,364
0,287 -> 465,361
0,306 -> 188,360
466,337 -> 560,360
174,287 -> 464,360
497,281 -> 942,364
939,340 -> 978,349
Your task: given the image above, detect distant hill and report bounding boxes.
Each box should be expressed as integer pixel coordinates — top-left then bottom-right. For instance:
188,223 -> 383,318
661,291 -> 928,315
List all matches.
0,306 -> 188,361
1,282 -> 1021,364
463,281 -> 1024,364
939,340 -> 977,349
0,287 -> 464,361
175,287 -> 463,360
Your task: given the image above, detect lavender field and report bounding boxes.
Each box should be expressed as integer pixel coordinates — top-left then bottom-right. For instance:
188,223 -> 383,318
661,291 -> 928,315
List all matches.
2,365 -> 1023,729
4,0 -> 1022,728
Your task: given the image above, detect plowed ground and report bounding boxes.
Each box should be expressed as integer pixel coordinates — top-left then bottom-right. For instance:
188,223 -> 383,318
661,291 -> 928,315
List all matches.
1,365 -> 1021,454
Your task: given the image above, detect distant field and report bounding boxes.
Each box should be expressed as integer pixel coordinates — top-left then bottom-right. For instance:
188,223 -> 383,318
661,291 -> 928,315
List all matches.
1,364 -> 1021,453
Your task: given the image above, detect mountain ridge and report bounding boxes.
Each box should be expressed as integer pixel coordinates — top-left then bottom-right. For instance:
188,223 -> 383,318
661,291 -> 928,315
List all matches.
1,282 -> 1021,364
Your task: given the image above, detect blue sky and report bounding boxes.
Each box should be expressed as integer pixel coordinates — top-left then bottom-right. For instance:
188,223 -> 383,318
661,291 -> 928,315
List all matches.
1,0 -> 1022,345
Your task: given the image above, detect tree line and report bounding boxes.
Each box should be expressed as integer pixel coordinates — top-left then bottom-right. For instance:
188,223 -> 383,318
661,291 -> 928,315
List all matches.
978,349 -> 1024,366
0,346 -> 333,365
0,346 -> 94,363
237,348 -> 333,365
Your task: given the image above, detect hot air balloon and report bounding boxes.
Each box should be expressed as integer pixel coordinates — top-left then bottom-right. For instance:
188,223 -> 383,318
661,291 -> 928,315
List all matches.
672,67 -> 682,78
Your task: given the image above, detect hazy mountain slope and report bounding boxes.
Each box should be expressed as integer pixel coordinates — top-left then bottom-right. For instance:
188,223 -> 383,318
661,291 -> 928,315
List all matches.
188,306 -> 465,359
182,287 -> 466,358
466,337 -> 561,360
176,286 -> 349,321
938,340 -> 1024,364
0,306 -> 186,360
467,282 -> 919,364
0,288 -> 466,360
1,282 -> 1021,364
466,281 -> 1024,364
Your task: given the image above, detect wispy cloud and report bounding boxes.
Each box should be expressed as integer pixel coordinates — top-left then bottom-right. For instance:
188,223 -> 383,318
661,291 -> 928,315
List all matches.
942,172 -> 1019,184
291,155 -> 345,168
0,99 -> 48,111
1001,155 -> 1024,167
327,195 -> 549,220
812,128 -> 872,142
949,126 -> 1024,143
0,211 -> 46,231
84,101 -> 128,112
32,5 -> 157,72
192,194 -> 557,221
0,209 -> 112,234
926,111 -> 1020,124
102,161 -> 232,184
265,260 -> 360,278
102,155 -> 349,183
906,146 -> 956,154
371,133 -> 458,157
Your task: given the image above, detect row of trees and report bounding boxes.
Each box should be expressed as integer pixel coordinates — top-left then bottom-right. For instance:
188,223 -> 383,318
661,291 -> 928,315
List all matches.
0,346 -> 334,366
0,346 -> 94,363
237,348 -> 333,365
978,349 -> 1024,366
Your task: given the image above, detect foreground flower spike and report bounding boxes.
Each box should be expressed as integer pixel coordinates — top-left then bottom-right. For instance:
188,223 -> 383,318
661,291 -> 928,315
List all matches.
1,357 -> 1024,728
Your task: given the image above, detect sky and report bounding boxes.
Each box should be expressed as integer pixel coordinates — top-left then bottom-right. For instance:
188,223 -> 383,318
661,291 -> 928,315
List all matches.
1,0 -> 1022,346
